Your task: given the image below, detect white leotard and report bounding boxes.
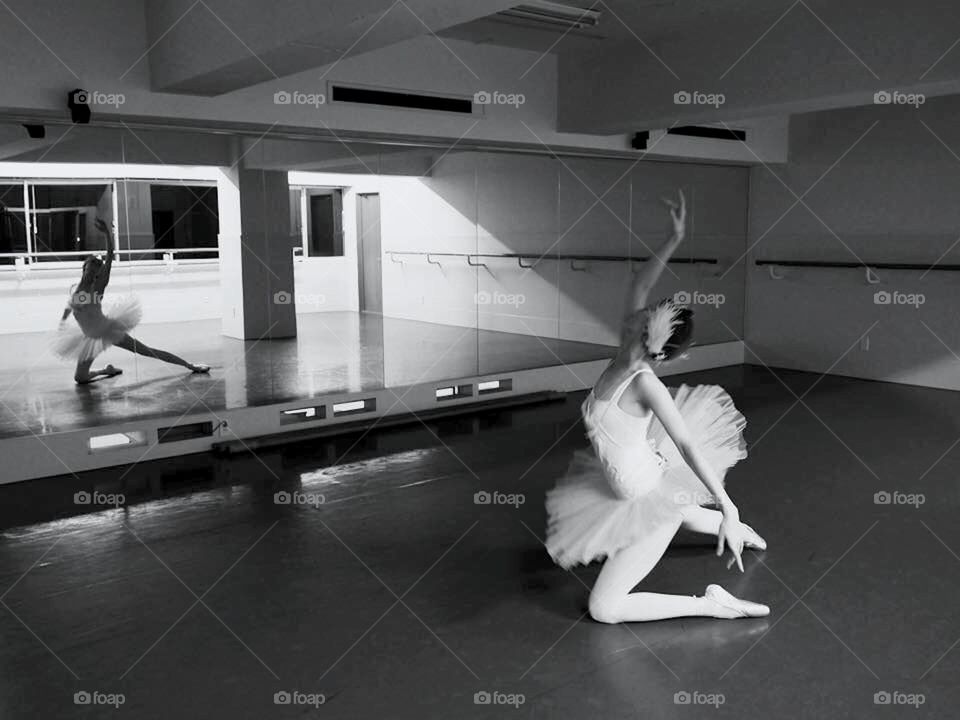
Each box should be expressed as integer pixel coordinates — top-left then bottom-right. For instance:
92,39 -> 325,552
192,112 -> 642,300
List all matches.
582,368 -> 667,499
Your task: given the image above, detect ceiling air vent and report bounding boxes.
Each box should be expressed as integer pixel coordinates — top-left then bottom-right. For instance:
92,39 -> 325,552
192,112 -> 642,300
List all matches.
667,126 -> 747,142
330,84 -> 474,114
496,1 -> 601,29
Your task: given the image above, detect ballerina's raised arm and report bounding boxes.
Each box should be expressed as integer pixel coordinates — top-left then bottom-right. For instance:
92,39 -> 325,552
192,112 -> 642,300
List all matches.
622,190 -> 686,340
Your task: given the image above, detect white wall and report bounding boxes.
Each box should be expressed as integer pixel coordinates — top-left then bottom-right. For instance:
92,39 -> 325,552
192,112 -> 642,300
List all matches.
3,263 -> 220,336
745,96 -> 960,390
1,258 -> 354,337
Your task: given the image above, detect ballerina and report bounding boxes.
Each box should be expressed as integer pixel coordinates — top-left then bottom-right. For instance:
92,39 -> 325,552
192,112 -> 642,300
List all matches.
52,218 -> 210,384
545,190 -> 770,622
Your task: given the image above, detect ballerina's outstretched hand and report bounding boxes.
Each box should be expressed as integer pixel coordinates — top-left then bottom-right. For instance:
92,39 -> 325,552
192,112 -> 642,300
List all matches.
718,513 -> 769,572
661,189 -> 686,239
717,510 -> 752,573
622,189 -> 688,324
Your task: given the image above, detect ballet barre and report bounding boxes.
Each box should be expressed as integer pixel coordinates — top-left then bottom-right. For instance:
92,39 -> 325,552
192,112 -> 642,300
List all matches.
756,259 -> 960,283
755,259 -> 960,270
387,251 -> 719,271
0,247 -> 219,268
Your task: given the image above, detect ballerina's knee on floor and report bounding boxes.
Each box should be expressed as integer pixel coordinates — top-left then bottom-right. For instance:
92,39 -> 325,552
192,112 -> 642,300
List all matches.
587,506 -> 768,624
544,190 -> 769,623
51,218 -> 211,384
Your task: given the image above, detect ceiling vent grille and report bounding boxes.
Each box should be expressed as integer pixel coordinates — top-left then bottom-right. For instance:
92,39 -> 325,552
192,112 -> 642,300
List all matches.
330,84 -> 474,114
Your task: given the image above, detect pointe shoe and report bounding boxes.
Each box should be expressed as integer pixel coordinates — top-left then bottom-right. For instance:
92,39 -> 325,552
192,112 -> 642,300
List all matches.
190,363 -> 210,374
742,523 -> 767,551
704,584 -> 770,619
104,364 -> 122,377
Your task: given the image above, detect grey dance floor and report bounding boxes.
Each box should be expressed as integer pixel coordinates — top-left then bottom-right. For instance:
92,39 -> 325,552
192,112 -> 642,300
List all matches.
0,311 -> 611,439
0,365 -> 956,718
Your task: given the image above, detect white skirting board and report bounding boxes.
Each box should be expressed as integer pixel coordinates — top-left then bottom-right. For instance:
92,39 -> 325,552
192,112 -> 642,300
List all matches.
1,340 -> 744,485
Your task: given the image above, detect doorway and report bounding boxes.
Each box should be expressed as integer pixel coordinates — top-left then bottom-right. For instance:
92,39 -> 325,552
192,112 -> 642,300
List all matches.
356,193 -> 382,315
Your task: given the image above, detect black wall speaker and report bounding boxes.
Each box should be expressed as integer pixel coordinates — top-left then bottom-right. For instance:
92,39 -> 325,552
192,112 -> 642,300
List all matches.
631,131 -> 649,150
68,89 -> 91,124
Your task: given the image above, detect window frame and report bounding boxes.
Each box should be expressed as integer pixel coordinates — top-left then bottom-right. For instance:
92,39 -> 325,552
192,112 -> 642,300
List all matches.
0,177 -> 222,271
290,184 -> 345,260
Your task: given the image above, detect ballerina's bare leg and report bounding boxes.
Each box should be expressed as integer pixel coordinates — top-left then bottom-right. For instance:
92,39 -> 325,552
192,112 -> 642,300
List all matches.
588,509 -> 768,623
113,334 -> 209,373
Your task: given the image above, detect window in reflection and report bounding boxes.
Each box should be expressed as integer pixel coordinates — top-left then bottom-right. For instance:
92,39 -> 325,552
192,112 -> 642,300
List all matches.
29,183 -> 112,262
149,184 -> 218,258
0,183 -> 27,265
119,181 -> 219,261
290,185 -> 344,257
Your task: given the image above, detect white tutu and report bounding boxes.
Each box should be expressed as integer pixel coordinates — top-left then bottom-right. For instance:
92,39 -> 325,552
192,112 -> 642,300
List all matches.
50,294 -> 142,363
545,384 -> 747,569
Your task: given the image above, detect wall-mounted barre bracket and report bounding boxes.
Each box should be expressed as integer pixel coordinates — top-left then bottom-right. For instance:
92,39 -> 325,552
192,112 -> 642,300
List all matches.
426,254 -> 442,266
570,259 -> 588,272
865,266 -> 881,284
705,261 -> 725,278
768,265 -> 784,280
466,255 -> 487,269
389,252 -> 405,264
13,256 -> 29,280
518,256 -> 538,269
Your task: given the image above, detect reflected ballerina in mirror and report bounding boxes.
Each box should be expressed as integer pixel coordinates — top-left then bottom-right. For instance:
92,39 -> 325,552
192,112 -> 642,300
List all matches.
52,218 -> 210,384
545,190 -> 770,622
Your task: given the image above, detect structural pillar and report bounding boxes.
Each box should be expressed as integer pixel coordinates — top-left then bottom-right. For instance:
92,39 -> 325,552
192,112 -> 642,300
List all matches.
217,163 -> 297,341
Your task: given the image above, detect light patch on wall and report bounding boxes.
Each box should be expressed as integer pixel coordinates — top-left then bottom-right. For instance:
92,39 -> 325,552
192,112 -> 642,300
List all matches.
88,431 -> 147,453
332,398 -> 377,416
478,379 -> 513,394
436,384 -> 473,401
281,405 -> 327,425
0,162 -> 220,181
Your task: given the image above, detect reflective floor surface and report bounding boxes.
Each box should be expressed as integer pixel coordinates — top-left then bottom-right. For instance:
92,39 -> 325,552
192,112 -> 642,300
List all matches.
0,311 -> 611,439
0,365 -> 957,718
